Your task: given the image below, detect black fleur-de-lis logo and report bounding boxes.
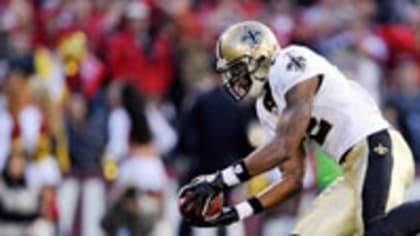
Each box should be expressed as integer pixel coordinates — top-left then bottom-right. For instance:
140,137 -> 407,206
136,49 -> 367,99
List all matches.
241,26 -> 262,46
286,53 -> 306,71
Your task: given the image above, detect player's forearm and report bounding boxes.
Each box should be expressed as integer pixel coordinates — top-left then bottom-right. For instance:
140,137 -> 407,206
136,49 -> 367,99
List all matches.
233,178 -> 302,220
257,168 -> 303,209
260,146 -> 305,207
218,137 -> 286,188
244,138 -> 287,176
243,88 -> 312,175
234,152 -> 304,220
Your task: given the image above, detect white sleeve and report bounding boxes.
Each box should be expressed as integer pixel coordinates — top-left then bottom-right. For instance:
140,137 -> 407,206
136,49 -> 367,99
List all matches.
269,46 -> 324,110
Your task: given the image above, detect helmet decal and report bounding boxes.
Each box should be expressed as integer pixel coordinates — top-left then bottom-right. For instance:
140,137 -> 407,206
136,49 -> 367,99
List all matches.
241,26 -> 262,47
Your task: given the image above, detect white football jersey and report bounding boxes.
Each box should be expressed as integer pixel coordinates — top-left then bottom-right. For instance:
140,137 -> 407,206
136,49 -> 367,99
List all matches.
256,45 -> 390,162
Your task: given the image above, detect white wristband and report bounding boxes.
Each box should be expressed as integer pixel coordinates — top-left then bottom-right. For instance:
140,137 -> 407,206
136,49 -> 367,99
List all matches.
221,166 -> 241,187
234,201 -> 254,220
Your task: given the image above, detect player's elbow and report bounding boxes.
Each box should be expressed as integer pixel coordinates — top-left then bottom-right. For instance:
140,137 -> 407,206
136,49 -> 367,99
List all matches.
290,174 -> 304,194
285,170 -> 304,195
270,136 -> 294,161
283,136 -> 302,159
268,138 -> 288,166
283,159 -> 305,194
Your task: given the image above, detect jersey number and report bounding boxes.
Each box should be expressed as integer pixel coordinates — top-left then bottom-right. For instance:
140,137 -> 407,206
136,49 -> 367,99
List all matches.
306,117 -> 333,145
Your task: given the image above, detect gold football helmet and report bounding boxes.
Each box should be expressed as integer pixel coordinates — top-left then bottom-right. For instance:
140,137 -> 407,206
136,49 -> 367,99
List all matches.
216,21 -> 280,101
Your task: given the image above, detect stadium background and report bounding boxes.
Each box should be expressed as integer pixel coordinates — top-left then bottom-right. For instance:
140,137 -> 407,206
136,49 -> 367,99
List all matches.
0,0 -> 419,235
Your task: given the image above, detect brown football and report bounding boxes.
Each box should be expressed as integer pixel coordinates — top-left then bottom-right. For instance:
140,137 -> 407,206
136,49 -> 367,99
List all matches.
178,191 -> 224,220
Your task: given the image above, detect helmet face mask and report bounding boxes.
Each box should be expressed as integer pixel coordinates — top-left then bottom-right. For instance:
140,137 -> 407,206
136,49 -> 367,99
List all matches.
216,21 -> 280,102
217,55 -> 265,101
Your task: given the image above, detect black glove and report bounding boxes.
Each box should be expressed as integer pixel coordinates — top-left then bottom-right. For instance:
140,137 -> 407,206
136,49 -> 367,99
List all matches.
179,172 -> 225,218
189,206 -> 239,227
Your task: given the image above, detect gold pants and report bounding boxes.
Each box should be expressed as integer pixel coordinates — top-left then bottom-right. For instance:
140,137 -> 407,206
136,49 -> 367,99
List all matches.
291,129 -> 415,236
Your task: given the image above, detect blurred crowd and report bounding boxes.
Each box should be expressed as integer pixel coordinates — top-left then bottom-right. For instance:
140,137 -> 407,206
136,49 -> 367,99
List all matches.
0,0 -> 420,235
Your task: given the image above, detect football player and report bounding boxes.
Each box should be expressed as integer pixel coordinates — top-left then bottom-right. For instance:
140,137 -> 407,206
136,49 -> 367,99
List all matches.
179,21 -> 415,235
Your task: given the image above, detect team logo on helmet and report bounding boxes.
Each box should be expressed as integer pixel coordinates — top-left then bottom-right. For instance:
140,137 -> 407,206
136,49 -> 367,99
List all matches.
241,26 -> 262,47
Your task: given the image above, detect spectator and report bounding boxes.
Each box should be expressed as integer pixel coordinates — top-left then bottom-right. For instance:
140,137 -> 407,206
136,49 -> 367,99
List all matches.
107,1 -> 174,97
104,81 -> 131,163
101,187 -> 155,236
3,67 -> 46,167
378,4 -> 420,67
104,81 -> 177,163
319,13 -> 387,104
386,58 -> 420,161
179,77 -> 253,181
266,0 -> 295,47
66,92 -> 106,172
0,150 -> 42,235
57,31 -> 106,100
62,92 -> 107,236
112,83 -> 172,236
177,73 -> 254,236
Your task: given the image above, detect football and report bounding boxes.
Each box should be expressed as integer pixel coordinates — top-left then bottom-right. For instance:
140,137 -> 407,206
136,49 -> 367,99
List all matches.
178,191 -> 224,221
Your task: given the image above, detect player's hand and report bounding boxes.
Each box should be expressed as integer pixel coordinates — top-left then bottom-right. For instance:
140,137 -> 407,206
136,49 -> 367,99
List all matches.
189,206 -> 239,227
178,172 -> 225,217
